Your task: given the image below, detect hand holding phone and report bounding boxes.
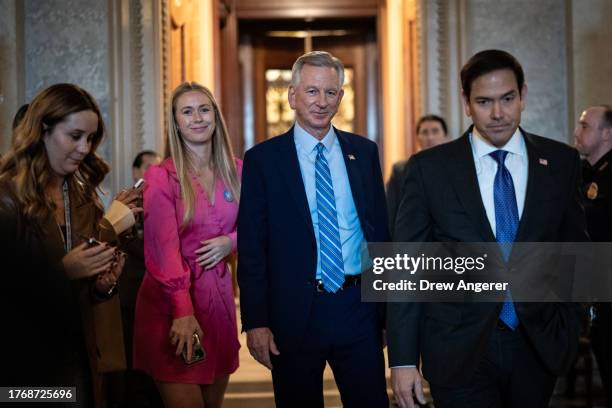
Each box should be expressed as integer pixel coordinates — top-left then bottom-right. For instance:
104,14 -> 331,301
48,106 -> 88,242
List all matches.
84,236 -> 103,247
182,333 -> 206,365
133,178 -> 145,189
63,236 -> 115,279
79,235 -> 124,259
112,180 -> 145,218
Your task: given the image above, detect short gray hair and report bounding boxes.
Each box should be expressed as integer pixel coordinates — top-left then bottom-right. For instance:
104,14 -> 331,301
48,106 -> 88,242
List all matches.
290,51 -> 345,89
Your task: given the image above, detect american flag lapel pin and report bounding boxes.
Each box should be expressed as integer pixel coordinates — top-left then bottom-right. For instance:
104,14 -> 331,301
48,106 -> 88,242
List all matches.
539,158 -> 548,166
348,154 -> 356,160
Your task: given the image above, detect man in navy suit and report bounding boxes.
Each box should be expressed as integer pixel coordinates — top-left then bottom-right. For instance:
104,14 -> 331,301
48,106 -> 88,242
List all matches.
387,49 -> 587,408
238,51 -> 389,407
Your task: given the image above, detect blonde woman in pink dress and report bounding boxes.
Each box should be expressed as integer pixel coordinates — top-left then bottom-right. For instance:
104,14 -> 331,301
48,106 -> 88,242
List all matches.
134,82 -> 242,408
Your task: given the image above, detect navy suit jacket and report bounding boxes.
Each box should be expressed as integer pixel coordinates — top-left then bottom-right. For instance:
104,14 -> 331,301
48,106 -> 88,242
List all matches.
237,126 -> 389,352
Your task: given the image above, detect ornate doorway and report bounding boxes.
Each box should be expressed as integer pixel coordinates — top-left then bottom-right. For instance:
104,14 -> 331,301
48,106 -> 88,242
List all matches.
237,18 -> 378,148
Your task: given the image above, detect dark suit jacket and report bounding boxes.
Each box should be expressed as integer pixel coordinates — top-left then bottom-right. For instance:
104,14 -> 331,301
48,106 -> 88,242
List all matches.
386,159 -> 409,237
238,127 -> 389,352
387,127 -> 588,386
0,179 -> 125,406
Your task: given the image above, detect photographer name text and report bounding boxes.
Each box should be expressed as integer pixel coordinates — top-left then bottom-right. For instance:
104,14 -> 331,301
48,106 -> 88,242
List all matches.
372,279 -> 508,293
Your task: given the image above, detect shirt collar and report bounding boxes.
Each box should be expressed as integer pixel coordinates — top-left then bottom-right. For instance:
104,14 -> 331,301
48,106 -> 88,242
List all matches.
471,126 -> 526,159
294,121 -> 336,154
592,148 -> 612,172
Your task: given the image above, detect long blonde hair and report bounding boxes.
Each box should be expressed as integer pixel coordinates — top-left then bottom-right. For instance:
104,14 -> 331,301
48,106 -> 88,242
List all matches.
166,82 -> 240,227
0,83 -> 109,224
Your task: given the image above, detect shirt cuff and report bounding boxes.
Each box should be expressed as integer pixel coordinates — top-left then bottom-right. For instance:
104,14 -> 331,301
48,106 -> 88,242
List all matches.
104,200 -> 136,235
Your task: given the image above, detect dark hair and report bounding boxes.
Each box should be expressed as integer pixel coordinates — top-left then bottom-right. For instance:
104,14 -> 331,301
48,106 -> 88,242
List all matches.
132,150 -> 160,169
597,104 -> 612,129
416,114 -> 448,135
11,104 -> 29,130
461,49 -> 525,99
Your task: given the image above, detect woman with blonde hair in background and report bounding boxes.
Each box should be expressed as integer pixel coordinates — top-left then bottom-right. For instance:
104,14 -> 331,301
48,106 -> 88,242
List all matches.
134,82 -> 242,407
0,83 -> 141,406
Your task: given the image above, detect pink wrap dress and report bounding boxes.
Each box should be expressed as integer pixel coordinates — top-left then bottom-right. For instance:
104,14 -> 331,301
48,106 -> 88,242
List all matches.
133,158 -> 242,383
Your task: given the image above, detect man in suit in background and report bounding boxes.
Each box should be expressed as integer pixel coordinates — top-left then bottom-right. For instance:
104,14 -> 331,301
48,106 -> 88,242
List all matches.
574,104 -> 612,406
132,150 -> 161,183
386,114 -> 449,236
107,149 -> 163,408
238,51 -> 389,407
388,49 -> 588,408
415,114 -> 449,150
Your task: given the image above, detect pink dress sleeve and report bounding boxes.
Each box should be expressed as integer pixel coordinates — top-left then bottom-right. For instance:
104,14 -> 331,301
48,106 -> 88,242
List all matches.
143,165 -> 194,319
226,158 -> 243,252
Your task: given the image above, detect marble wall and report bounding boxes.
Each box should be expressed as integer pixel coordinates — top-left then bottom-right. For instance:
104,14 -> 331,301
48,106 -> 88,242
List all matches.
24,0 -> 113,162
464,0 -> 570,143
571,0 -> 612,124
0,0 -> 22,153
419,0 -> 577,144
1,0 -> 164,194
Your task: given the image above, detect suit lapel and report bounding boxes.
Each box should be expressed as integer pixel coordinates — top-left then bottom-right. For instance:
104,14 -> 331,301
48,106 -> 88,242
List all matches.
447,132 -> 496,242
276,129 -> 316,237
515,130 -> 551,242
336,129 -> 367,224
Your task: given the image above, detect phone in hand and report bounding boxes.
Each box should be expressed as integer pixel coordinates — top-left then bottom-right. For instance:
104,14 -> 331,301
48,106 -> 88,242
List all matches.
79,235 -> 103,247
79,235 -> 124,258
182,333 -> 206,365
133,178 -> 145,189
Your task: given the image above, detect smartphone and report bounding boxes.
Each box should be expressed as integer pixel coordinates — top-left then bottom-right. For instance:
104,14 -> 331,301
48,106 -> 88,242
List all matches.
80,236 -> 124,256
78,235 -> 103,247
182,333 -> 206,365
133,178 -> 145,189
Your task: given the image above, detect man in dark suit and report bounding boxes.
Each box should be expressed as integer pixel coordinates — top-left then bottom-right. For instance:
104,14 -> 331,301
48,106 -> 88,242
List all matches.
238,51 -> 389,407
387,49 -> 588,408
386,114 -> 449,236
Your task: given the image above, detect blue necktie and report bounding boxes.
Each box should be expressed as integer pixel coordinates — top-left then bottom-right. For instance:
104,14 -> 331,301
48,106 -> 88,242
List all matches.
490,150 -> 520,330
315,143 -> 345,292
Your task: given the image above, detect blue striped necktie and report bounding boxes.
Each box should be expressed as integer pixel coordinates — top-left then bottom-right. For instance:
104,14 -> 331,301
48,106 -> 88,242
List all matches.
315,143 -> 345,293
490,150 -> 520,330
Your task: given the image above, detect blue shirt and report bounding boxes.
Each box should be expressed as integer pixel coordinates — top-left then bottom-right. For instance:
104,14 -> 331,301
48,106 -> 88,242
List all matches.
293,122 -> 367,278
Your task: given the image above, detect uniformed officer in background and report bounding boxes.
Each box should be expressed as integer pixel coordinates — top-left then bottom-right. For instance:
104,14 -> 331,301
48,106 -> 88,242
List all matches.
574,104 -> 612,406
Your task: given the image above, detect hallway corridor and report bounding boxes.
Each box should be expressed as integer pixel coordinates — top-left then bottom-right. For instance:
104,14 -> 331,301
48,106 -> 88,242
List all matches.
223,304 -> 396,407
222,304 -> 604,407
